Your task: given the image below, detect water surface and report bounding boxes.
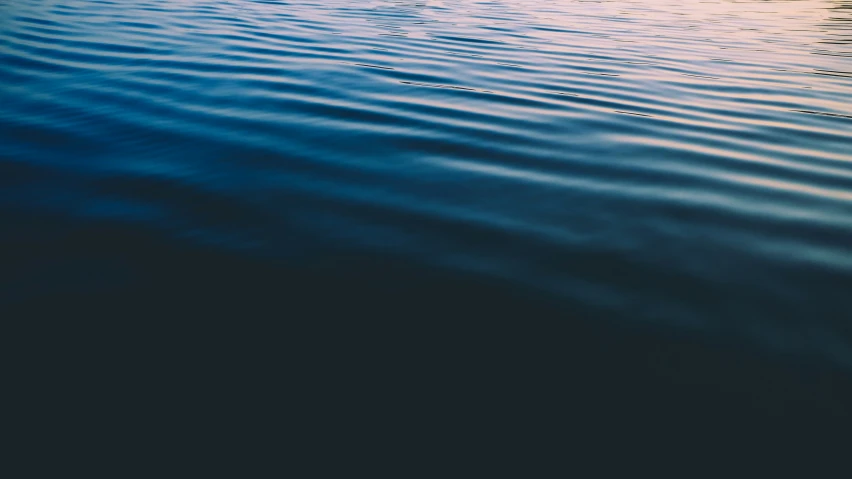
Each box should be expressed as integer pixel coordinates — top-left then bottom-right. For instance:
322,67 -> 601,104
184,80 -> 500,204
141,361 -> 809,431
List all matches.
2,1 -> 852,375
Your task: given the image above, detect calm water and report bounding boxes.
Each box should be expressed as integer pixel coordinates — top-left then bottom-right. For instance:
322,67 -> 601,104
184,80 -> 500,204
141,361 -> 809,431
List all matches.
2,0 -> 852,385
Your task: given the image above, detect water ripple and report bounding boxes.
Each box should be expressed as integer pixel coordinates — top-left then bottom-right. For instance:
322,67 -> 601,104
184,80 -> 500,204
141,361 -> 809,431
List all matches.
1,0 -> 852,368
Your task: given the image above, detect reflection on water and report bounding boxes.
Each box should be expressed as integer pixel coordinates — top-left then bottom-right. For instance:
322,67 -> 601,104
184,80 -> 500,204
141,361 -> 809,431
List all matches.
1,0 -> 852,417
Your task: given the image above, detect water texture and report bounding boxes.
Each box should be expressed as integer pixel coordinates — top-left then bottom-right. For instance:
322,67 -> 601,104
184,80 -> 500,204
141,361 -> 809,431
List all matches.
1,1 -> 851,370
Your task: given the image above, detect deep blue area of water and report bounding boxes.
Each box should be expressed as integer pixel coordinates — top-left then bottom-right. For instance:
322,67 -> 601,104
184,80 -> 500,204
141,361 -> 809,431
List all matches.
2,0 -> 852,427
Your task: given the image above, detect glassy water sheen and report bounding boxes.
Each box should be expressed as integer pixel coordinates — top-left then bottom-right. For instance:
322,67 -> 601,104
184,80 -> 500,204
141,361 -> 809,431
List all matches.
1,1 -> 851,373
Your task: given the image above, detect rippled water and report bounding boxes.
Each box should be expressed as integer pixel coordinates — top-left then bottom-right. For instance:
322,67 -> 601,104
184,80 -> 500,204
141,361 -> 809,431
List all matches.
2,1 -> 851,374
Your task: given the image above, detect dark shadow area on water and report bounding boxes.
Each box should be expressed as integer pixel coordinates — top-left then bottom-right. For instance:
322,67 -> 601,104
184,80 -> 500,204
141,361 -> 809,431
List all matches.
5,213 -> 852,461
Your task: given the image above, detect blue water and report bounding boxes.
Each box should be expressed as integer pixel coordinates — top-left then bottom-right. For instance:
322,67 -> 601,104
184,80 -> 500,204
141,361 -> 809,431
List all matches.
2,1 -> 852,419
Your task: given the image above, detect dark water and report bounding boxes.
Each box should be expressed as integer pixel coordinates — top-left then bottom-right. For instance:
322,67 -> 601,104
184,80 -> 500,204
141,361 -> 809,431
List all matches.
3,0 -> 852,430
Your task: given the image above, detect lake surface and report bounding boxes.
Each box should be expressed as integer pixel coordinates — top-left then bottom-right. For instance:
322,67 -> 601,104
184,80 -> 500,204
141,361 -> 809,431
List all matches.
2,0 -> 852,391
